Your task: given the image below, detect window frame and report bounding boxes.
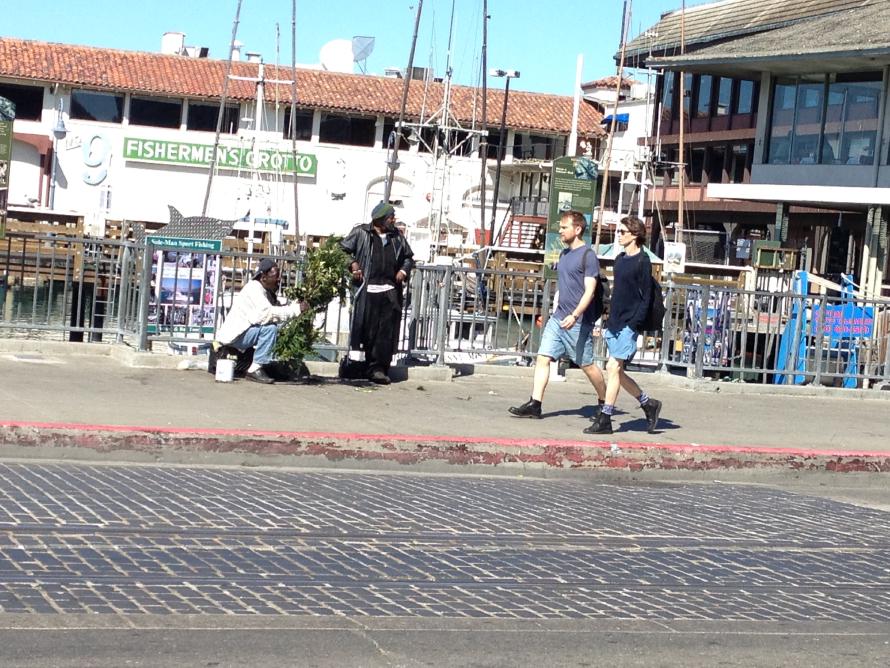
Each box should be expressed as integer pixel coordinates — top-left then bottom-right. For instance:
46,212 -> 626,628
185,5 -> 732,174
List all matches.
318,112 -> 376,147
70,89 -> 125,124
129,95 -> 183,129
187,101 -> 240,134
0,82 -> 44,121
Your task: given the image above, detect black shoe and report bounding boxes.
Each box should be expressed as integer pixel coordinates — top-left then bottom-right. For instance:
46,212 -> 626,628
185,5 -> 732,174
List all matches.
642,398 -> 662,433
508,399 -> 542,419
590,401 -> 605,418
246,366 -> 275,384
368,370 -> 391,385
584,412 -> 613,435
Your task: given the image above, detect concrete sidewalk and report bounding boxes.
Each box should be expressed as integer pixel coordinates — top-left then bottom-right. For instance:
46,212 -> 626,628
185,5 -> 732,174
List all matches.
0,340 -> 888,473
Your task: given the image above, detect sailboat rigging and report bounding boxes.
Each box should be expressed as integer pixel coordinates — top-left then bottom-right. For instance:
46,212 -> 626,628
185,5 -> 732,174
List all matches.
202,0 -> 302,251
382,0 -> 424,203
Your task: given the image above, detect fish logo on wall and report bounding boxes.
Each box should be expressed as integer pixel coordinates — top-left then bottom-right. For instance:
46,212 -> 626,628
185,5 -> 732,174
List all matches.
82,132 -> 111,185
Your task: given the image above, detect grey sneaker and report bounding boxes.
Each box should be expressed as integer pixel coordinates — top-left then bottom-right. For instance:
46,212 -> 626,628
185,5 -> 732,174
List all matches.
642,398 -> 662,433
509,399 -> 542,419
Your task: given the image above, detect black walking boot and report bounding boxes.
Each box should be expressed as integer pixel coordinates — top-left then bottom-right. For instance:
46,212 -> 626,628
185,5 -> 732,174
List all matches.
508,398 -> 542,419
641,398 -> 662,433
584,412 -> 613,435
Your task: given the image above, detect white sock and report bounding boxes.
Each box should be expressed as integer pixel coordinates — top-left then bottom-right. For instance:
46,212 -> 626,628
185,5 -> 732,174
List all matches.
247,362 -> 261,373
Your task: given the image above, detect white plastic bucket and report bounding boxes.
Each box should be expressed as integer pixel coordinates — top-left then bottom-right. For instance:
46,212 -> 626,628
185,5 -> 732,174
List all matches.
215,358 -> 235,383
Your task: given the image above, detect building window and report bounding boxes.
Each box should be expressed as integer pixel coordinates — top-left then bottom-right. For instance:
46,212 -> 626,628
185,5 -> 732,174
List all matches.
485,127 -> 505,160
70,89 -> 124,123
188,102 -> 240,133
382,117 -> 411,150
318,113 -> 375,147
735,80 -> 755,114
706,146 -> 726,183
791,79 -> 824,164
447,129 -> 476,156
689,148 -> 706,183
283,107 -> 313,141
513,133 -> 564,160
716,78 -> 732,116
824,76 -> 881,165
680,73 -> 693,119
768,73 -> 880,166
767,79 -> 797,164
0,82 -> 44,121
730,144 -> 750,183
661,71 -> 675,118
129,96 -> 182,128
695,75 -> 713,118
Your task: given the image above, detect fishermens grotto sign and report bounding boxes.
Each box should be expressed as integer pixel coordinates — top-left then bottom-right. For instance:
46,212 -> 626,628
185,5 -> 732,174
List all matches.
123,137 -> 317,177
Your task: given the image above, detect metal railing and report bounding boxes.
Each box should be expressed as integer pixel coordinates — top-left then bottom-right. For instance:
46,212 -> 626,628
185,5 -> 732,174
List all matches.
2,232 -> 889,389
0,231 -> 143,343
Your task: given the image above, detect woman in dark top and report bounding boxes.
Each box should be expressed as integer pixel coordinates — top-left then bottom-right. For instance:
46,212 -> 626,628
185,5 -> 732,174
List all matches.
586,216 -> 663,435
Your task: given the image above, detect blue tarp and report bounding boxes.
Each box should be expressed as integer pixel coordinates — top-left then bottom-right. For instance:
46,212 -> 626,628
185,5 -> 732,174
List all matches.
601,113 -> 629,125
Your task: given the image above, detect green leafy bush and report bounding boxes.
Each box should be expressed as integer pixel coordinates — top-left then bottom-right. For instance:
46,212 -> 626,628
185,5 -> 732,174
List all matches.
273,237 -> 350,364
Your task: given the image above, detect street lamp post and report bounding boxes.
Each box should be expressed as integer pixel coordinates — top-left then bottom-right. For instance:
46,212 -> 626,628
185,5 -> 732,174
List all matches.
48,100 -> 67,209
488,69 -> 519,246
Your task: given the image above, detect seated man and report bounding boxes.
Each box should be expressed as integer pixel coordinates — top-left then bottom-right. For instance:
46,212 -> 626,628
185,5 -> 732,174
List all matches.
215,258 -> 305,384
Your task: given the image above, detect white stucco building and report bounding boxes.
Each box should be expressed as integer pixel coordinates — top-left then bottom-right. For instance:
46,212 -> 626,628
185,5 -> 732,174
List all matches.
0,35 -> 604,255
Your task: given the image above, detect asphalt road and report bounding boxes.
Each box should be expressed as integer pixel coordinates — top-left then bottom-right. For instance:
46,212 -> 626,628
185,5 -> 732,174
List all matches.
0,461 -> 888,666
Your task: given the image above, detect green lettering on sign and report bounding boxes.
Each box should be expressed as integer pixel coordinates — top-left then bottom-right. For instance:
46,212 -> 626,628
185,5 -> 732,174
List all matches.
147,236 -> 222,252
123,137 -> 317,177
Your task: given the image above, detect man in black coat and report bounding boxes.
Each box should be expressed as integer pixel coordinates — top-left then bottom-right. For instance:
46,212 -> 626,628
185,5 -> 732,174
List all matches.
340,201 -> 415,384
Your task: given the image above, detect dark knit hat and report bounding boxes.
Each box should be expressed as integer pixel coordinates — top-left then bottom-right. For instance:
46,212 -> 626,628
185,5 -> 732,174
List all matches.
253,258 -> 277,279
371,201 -> 395,221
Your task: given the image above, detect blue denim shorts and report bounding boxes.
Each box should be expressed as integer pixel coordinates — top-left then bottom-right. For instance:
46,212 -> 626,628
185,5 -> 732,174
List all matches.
604,326 -> 638,362
538,317 -> 595,367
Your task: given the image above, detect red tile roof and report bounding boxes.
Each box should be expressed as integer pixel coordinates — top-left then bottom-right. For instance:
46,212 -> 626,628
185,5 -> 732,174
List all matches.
0,37 -> 604,136
581,75 -> 637,89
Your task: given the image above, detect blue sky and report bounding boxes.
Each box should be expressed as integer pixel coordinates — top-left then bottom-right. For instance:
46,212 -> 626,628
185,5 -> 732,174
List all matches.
4,0 -> 691,96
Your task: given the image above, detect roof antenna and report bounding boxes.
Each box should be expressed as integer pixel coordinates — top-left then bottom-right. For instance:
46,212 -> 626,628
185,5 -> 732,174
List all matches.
352,36 -> 375,74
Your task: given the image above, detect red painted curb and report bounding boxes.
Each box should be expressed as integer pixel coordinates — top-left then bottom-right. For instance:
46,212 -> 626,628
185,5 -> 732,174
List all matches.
0,420 -> 890,472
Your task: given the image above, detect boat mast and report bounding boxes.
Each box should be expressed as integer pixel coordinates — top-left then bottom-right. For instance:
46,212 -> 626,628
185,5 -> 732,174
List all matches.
429,0 -> 459,259
594,0 -> 630,248
289,0 -> 300,240
677,0 -> 686,245
202,0 -> 243,217
383,1 -> 424,203
230,56 -> 293,253
479,0 -> 489,239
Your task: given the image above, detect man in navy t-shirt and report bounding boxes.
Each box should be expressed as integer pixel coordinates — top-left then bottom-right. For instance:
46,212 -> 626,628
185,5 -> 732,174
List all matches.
509,210 -> 606,419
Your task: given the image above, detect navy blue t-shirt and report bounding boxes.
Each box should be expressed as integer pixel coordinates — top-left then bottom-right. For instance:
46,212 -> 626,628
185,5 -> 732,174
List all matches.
554,245 -> 601,325
606,250 -> 651,334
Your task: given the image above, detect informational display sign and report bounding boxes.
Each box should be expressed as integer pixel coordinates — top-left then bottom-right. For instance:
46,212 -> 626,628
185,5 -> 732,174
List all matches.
810,303 -> 874,343
544,156 -> 599,278
147,235 -> 222,253
663,241 -> 687,274
0,96 -> 14,240
123,136 -> 318,177
147,248 -> 219,335
681,290 -> 733,368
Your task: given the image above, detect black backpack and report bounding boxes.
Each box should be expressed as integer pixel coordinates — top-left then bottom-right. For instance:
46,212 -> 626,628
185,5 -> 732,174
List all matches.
574,246 -> 609,319
639,274 -> 666,332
